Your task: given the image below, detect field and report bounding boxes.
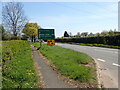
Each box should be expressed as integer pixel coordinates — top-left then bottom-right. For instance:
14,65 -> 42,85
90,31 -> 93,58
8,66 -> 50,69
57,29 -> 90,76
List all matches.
33,43 -> 98,87
2,40 -> 38,88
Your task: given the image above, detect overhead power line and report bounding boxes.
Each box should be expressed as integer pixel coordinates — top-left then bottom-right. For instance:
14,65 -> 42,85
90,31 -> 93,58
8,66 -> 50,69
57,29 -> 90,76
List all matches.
50,2 -> 98,16
50,2 -> 117,17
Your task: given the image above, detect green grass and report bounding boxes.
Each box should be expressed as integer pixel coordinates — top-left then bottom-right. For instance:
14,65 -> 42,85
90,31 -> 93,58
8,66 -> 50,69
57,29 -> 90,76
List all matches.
2,40 -> 38,88
33,43 -> 97,85
65,42 -> 120,49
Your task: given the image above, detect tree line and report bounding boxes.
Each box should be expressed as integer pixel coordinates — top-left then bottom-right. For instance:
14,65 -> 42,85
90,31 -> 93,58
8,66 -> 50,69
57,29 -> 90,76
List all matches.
63,29 -> 119,38
57,30 -> 120,46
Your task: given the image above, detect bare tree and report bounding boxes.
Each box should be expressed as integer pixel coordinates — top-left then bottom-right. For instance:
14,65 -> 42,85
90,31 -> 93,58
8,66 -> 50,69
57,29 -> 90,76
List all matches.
2,2 -> 27,37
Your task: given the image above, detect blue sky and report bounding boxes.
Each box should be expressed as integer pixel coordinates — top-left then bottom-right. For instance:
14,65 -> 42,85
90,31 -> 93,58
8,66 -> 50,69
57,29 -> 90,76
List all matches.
22,2 -> 118,37
0,2 -> 2,24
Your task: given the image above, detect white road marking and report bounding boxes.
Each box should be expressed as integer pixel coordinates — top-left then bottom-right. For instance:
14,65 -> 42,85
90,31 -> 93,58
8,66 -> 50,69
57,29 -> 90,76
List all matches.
97,59 -> 106,62
112,63 -> 120,67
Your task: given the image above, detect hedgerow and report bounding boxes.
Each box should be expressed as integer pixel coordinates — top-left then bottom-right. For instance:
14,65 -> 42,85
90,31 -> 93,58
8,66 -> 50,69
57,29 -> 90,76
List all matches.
55,35 -> 120,46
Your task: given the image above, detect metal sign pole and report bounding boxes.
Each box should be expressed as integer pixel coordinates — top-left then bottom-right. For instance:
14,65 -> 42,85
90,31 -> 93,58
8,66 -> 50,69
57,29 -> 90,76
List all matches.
37,39 -> 42,50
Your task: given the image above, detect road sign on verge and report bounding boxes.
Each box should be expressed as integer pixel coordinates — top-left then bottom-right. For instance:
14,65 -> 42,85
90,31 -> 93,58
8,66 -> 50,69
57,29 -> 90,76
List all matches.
47,40 -> 55,45
38,29 -> 55,40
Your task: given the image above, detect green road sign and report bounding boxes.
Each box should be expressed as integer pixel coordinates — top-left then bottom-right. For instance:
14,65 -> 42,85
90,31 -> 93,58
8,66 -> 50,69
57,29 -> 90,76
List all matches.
38,29 -> 55,40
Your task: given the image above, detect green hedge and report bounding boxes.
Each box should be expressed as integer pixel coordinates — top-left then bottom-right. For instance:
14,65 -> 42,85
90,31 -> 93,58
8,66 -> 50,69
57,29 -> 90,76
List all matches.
55,35 -> 120,46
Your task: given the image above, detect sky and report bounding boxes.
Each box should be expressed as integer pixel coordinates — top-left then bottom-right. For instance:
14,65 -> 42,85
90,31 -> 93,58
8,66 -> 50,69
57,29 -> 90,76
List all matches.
2,1 -> 118,37
0,2 -> 2,24
22,2 -> 118,37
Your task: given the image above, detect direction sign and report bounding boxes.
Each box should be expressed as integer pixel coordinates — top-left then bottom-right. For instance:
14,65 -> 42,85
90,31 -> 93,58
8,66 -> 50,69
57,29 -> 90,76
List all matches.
38,29 -> 55,40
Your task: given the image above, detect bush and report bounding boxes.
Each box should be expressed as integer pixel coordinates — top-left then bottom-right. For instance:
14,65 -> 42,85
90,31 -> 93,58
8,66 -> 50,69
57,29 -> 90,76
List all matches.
55,35 -> 120,46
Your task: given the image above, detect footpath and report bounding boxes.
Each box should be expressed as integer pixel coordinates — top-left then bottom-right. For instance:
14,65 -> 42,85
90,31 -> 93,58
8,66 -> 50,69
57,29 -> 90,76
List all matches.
31,45 -> 74,88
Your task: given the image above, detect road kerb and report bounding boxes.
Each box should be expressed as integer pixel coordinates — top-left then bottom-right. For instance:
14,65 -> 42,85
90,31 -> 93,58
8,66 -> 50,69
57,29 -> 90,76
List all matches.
94,58 -> 103,88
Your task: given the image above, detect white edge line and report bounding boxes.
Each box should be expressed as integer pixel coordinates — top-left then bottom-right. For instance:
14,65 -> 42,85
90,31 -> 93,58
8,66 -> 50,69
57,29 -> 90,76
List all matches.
112,63 -> 120,67
97,59 -> 106,62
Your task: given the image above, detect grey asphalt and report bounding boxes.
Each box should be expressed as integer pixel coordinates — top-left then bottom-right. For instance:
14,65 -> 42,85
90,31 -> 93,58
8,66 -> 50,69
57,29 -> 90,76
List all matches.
32,45 -> 74,88
55,43 -> 119,88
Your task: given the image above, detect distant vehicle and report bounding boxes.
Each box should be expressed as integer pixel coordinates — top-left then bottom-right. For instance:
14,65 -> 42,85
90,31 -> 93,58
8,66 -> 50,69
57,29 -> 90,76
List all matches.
36,39 -> 44,43
40,39 -> 44,43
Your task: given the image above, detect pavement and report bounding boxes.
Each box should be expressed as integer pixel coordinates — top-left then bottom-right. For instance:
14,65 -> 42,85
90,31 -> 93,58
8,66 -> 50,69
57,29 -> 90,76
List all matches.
55,43 -> 119,88
31,45 -> 74,88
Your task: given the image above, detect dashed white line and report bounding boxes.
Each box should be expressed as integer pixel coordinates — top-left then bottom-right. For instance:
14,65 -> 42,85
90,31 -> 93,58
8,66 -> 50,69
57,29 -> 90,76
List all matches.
112,63 -> 120,67
97,59 -> 106,62
97,59 -> 120,67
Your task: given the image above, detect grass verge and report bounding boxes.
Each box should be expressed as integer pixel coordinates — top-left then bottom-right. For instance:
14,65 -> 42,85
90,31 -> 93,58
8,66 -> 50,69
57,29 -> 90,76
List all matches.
2,40 -> 38,88
33,42 -> 98,87
62,42 -> 120,49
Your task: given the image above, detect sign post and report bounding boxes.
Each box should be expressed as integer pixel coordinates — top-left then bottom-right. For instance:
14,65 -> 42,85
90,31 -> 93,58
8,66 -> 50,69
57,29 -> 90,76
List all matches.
38,29 -> 55,40
38,29 -> 55,49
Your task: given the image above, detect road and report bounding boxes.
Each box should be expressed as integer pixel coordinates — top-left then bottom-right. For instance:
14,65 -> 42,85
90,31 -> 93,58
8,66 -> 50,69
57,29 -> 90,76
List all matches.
56,43 -> 119,88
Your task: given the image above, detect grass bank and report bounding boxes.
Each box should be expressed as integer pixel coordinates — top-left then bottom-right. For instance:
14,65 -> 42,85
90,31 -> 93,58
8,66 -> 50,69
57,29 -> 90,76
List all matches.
33,43 -> 98,87
2,40 -> 38,88
60,42 -> 120,49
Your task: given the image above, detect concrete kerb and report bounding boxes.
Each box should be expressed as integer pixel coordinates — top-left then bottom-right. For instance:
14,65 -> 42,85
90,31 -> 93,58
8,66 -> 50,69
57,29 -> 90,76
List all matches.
93,58 -> 104,88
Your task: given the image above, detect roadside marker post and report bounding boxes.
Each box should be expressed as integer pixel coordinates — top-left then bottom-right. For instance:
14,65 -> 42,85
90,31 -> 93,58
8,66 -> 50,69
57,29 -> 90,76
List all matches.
37,39 -> 42,50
